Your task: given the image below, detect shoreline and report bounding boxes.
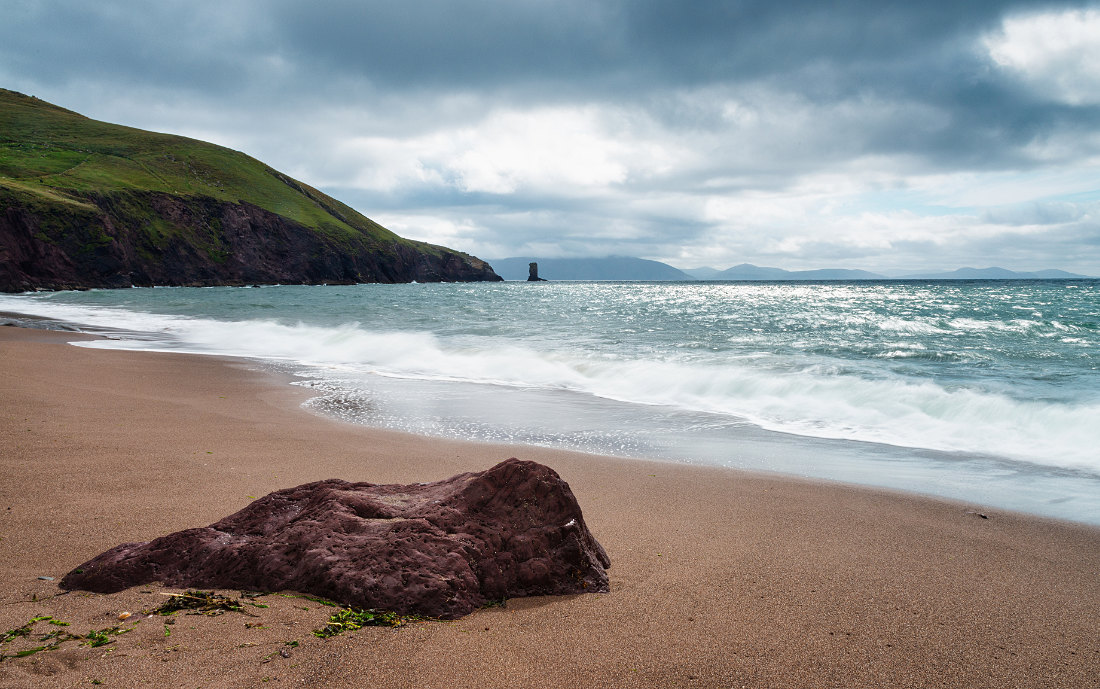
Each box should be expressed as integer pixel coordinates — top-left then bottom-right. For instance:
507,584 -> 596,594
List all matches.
2,325 -> 1098,687
5,294 -> 1100,527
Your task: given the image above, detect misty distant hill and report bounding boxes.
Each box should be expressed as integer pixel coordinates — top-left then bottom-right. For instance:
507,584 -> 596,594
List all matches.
491,257 -> 693,281
896,267 -> 1092,279
490,257 -> 1092,282
712,263 -> 887,280
681,266 -> 724,279
691,263 -> 1091,281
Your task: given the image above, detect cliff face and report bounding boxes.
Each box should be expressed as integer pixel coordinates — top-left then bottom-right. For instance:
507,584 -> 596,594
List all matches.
0,190 -> 499,291
0,89 -> 501,291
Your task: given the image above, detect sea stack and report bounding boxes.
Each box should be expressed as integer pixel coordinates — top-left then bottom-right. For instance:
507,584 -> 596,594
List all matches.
528,262 -> 548,281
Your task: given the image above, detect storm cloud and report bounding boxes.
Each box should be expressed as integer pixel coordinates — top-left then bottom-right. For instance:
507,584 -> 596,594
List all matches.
3,0 -> 1098,273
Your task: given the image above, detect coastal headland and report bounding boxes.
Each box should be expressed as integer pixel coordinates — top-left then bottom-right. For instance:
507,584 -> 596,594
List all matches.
1,326 -> 1097,688
0,89 -> 501,291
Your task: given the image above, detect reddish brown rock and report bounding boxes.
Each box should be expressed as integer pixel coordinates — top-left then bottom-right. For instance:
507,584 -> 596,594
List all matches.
60,459 -> 610,619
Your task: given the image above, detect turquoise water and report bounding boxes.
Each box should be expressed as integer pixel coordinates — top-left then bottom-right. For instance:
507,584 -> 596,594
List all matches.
3,280 -> 1098,524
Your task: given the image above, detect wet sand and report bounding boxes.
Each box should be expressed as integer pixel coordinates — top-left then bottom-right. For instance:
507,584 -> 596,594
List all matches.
1,326 -> 1097,688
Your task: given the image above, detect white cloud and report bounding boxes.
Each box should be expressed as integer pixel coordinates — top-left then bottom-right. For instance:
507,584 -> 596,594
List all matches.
6,1 -> 1098,275
448,108 -> 631,194
376,213 -> 484,248
910,166 -> 1100,208
279,85 -> 956,204
984,8 -> 1100,105
308,106 -> 685,196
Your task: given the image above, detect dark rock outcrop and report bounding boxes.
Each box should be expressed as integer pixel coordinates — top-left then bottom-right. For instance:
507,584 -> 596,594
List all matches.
61,459 -> 610,619
0,191 -> 501,291
527,261 -> 547,281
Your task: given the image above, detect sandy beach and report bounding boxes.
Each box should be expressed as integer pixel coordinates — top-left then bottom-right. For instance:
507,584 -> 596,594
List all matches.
1,325 -> 1097,688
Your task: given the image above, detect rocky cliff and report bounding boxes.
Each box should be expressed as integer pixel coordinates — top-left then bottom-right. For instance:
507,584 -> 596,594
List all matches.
1,189 -> 499,290
0,89 -> 500,291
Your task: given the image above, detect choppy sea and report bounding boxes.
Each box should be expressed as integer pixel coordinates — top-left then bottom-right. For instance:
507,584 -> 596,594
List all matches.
3,280 -> 1098,525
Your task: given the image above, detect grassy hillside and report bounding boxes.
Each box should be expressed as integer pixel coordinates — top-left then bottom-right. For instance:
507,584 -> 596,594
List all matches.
0,89 -> 499,289
0,88 -> 409,246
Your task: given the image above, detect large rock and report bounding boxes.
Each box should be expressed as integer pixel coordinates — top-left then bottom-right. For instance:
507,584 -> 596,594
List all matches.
61,459 -> 610,619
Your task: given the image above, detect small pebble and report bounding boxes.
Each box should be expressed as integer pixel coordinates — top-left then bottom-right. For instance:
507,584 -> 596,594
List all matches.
37,576 -> 54,581
118,611 -> 132,621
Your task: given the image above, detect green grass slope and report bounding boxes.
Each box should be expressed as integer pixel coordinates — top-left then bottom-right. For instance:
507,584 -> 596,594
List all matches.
0,88 -> 499,289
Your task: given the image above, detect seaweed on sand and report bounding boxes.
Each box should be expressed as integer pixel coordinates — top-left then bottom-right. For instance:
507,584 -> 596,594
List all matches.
0,616 -> 135,661
312,607 -> 427,638
147,590 -> 256,617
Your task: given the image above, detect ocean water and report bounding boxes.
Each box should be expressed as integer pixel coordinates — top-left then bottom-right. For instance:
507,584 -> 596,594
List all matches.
3,280 -> 1099,525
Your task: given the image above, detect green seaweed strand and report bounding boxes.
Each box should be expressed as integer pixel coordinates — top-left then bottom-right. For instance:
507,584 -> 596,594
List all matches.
0,616 -> 136,661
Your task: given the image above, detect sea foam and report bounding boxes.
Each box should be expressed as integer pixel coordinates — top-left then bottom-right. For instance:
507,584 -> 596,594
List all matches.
3,283 -> 1098,478
48,311 -> 1100,474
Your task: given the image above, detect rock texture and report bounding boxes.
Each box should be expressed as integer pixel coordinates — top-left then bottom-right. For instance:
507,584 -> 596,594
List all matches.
61,459 -> 610,619
0,191 -> 501,291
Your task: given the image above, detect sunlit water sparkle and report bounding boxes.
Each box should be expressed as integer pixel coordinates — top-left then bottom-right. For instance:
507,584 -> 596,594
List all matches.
3,279 -> 1098,524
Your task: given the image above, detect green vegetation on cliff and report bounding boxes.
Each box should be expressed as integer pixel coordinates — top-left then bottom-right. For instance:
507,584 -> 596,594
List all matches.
0,88 -> 500,290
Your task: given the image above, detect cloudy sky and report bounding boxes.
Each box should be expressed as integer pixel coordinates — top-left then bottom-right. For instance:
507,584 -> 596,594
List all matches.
3,1 -> 1099,274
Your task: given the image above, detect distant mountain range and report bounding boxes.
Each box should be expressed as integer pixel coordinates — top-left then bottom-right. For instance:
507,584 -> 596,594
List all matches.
685,264 -> 887,280
491,257 -> 693,281
491,257 -> 1093,281
893,267 -> 1089,280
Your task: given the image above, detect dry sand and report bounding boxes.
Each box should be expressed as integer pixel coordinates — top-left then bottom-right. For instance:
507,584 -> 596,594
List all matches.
1,326 -> 1097,688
